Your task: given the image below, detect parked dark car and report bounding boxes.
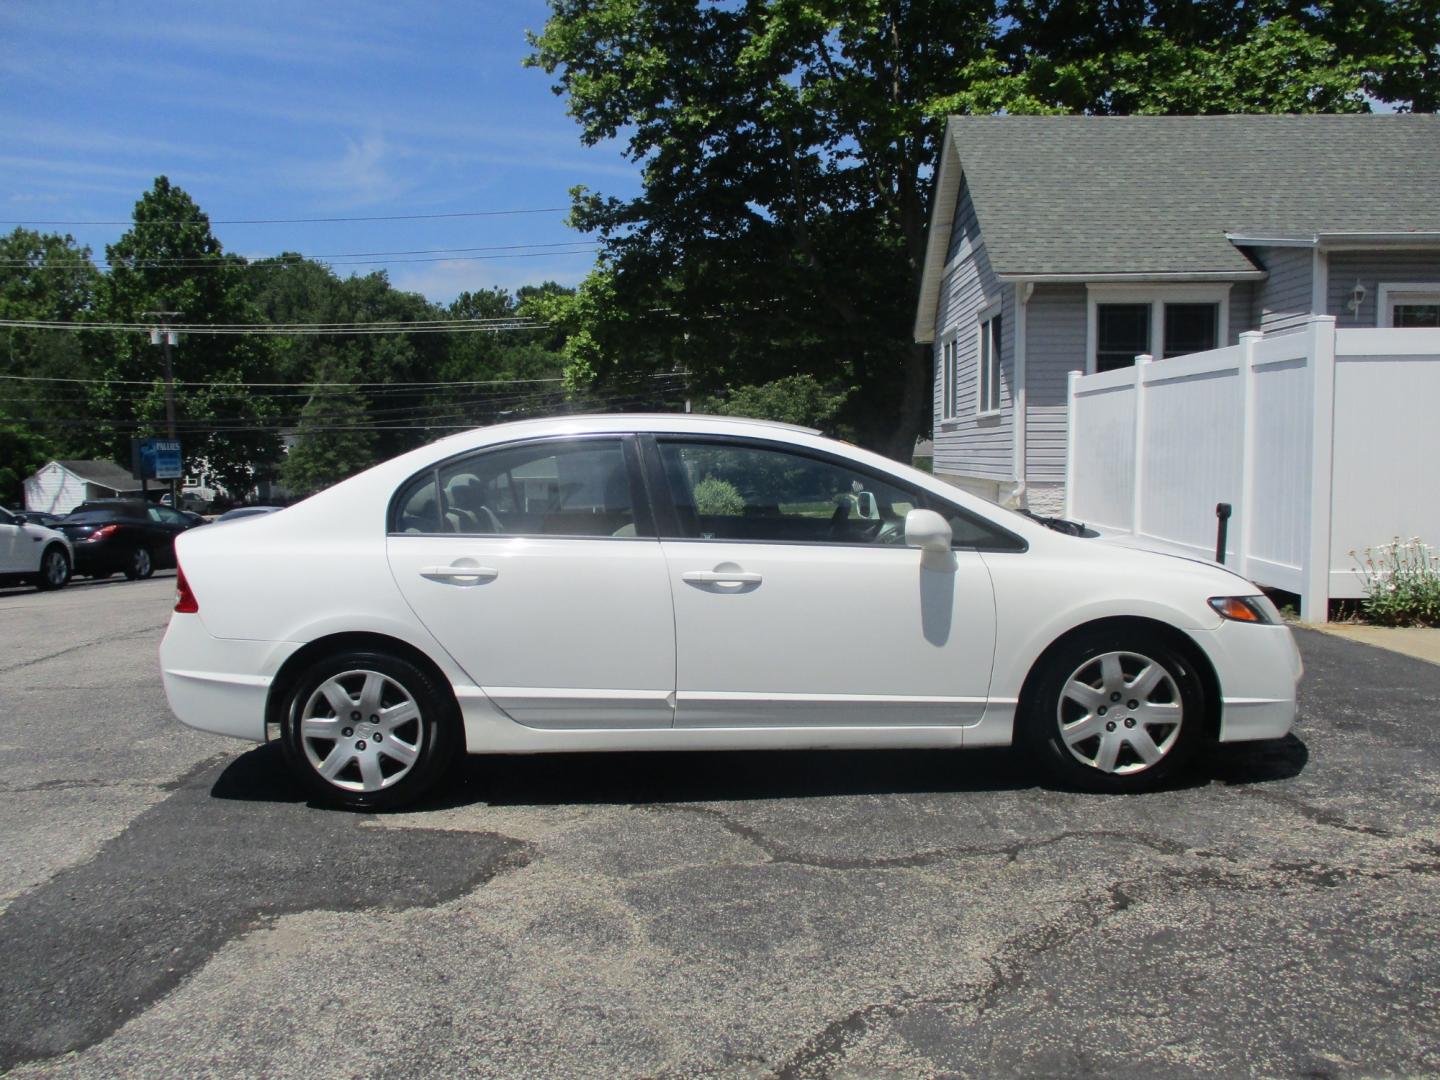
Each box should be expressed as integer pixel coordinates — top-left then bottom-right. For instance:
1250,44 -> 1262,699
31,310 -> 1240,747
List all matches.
10,509 -> 64,529
214,505 -> 283,523
56,500 -> 198,580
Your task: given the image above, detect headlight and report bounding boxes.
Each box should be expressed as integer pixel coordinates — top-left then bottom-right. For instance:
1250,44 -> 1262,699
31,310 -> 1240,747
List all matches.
1209,595 -> 1279,624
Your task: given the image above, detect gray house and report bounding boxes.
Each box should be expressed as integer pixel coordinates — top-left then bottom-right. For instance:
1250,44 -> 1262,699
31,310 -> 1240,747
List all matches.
913,114 -> 1440,514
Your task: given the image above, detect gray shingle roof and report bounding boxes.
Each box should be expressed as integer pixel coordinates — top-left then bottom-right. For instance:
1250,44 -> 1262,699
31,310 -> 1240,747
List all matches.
56,460 -> 145,491
949,114 -> 1440,276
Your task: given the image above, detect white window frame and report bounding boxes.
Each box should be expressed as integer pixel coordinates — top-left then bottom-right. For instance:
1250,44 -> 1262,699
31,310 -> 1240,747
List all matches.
976,302 -> 1002,417
1085,284 -> 1232,374
938,332 -> 959,422
1377,282 -> 1440,328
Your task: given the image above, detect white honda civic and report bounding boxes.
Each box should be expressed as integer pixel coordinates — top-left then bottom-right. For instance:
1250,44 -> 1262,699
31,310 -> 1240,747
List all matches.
161,414 -> 1300,809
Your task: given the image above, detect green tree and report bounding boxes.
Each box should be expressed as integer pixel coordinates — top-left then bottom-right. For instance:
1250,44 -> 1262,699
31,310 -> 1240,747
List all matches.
93,178 -> 281,493
0,426 -> 54,506
528,0 -> 1434,459
279,353 -> 378,497
701,374 -> 849,432
0,229 -> 101,459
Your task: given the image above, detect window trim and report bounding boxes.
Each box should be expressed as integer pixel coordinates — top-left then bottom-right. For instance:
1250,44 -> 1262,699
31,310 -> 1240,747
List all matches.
1085,284 -> 1231,374
640,433 -> 1027,553
1377,282 -> 1440,328
386,433 -> 655,540
976,302 -> 1002,417
938,331 -> 959,422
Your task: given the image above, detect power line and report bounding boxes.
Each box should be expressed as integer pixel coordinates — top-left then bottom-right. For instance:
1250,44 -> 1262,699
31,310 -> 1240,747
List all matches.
0,207 -> 570,226
0,241 -> 599,270
0,317 -> 547,336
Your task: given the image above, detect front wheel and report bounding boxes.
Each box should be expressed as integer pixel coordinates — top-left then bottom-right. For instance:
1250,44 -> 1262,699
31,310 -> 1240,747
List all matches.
1021,630 -> 1205,793
123,546 -> 154,580
36,546 -> 71,591
279,650 -> 459,810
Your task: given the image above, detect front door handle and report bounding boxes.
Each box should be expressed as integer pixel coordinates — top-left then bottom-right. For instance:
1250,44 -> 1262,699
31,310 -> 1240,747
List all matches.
681,569 -> 763,586
420,564 -> 498,584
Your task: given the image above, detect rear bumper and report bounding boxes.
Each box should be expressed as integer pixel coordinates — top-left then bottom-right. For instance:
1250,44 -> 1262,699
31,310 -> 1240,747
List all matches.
1196,619 -> 1303,743
160,615 -> 301,742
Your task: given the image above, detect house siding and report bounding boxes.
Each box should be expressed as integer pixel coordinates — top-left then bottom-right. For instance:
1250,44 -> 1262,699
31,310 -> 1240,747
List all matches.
1023,285 -> 1086,486
933,177 -> 1015,488
1253,246 -> 1315,333
23,463 -> 88,515
1229,281 -> 1260,337
1327,250 -> 1440,327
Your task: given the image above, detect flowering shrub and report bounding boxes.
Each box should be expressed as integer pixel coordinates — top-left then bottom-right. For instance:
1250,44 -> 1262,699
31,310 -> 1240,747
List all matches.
1351,538 -> 1440,626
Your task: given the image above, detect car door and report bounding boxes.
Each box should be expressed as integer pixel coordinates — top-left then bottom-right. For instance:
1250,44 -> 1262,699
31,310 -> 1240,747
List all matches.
0,508 -> 27,573
647,435 -> 1007,728
385,434 -> 677,729
146,505 -> 192,568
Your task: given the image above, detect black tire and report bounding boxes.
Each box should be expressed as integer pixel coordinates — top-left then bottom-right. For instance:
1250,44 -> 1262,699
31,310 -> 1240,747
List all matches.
279,649 -> 460,811
1020,628 -> 1206,793
35,545 -> 71,591
123,546 -> 154,580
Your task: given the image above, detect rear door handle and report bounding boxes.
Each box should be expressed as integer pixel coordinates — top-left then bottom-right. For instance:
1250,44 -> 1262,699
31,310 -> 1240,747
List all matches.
420,564 -> 498,584
681,570 -> 763,586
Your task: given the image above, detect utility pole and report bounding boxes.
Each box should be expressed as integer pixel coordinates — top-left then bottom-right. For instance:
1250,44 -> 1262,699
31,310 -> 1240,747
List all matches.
144,312 -> 181,504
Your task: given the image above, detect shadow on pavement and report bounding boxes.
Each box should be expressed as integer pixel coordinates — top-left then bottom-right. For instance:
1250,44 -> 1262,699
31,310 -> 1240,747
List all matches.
210,733 -> 1310,813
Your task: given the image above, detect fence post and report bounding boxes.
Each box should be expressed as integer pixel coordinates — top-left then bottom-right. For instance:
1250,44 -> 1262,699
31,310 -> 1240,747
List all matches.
1237,331 -> 1262,578
1064,369 -> 1080,519
1301,317 -> 1337,622
1130,354 -> 1152,536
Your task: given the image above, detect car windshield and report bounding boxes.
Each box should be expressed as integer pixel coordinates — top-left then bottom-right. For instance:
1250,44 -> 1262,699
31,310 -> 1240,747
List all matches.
63,507 -> 141,523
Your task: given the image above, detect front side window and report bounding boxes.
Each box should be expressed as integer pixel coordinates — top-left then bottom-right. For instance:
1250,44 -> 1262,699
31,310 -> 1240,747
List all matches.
655,439 -> 1022,550
978,310 -> 1002,414
392,438 -> 637,537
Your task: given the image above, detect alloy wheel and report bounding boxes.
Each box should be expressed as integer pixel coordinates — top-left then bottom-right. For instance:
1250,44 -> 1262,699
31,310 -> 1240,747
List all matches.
42,549 -> 69,587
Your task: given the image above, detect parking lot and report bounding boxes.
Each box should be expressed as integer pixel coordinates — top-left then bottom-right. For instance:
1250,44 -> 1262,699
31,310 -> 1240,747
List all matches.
1,575 -> 1437,1078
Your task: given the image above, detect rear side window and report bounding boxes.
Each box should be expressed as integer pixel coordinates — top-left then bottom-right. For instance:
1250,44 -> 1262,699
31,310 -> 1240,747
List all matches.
391,438 -> 640,538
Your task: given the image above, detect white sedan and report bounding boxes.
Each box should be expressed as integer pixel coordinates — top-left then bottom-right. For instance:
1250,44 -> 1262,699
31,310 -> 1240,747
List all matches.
0,506 -> 72,591
161,414 -> 1300,809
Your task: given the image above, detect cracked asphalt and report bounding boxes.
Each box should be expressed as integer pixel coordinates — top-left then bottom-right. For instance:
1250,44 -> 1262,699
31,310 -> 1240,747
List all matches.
2,575 -> 1437,1078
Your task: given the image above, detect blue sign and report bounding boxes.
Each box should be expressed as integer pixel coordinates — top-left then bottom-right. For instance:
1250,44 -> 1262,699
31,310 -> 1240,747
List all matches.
134,439 -> 183,480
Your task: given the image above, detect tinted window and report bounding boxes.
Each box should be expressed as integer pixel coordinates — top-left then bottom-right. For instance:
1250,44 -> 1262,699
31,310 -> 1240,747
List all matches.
150,506 -> 189,526
393,438 -> 638,538
0,508 -> 14,525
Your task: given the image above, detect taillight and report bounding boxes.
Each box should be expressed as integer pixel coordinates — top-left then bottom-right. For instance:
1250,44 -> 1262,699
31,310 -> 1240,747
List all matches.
174,564 -> 199,613
88,524 -> 120,542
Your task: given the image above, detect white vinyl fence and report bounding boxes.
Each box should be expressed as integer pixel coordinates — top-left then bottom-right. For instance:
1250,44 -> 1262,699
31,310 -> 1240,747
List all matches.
1065,316 -> 1440,621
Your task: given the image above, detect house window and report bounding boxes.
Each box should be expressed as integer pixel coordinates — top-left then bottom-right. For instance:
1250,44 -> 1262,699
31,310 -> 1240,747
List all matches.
1088,286 -> 1230,373
1378,284 -> 1440,328
1096,304 -> 1151,372
938,335 -> 959,421
978,308 -> 1002,414
1162,303 -> 1219,357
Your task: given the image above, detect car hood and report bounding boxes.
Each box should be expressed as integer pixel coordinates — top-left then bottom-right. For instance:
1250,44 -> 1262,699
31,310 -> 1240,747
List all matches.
1088,529 -> 1258,589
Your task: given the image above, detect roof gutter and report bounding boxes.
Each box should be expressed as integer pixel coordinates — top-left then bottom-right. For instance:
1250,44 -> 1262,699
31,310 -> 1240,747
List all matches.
997,271 -> 1266,284
1226,231 -> 1440,251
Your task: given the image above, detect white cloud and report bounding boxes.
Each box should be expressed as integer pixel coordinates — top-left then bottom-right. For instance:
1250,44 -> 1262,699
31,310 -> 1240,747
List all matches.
386,253 -> 596,303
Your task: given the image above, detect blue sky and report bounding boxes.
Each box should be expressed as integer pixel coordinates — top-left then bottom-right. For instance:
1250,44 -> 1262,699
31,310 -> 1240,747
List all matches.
0,0 -> 642,303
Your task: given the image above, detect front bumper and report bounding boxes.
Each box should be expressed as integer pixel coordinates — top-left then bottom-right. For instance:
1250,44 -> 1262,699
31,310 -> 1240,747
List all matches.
160,614 -> 301,741
1197,618 -> 1303,742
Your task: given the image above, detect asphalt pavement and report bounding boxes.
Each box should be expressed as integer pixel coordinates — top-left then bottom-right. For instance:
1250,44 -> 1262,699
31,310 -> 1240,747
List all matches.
0,574 -> 1436,1078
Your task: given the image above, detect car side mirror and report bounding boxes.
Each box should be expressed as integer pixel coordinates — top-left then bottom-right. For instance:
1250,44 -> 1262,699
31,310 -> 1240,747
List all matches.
904,508 -> 952,554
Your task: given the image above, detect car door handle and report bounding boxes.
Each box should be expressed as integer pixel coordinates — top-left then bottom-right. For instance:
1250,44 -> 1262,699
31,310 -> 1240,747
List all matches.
420,564 -> 498,583
681,570 -> 763,586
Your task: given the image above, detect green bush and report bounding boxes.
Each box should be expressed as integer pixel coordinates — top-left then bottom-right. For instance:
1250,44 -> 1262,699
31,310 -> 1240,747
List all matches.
1352,538 -> 1440,626
693,475 -> 745,517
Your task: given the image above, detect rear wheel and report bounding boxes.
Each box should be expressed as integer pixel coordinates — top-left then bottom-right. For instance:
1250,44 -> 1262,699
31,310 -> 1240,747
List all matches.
35,546 -> 70,591
124,546 -> 154,580
1021,629 -> 1205,793
279,650 -> 459,811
